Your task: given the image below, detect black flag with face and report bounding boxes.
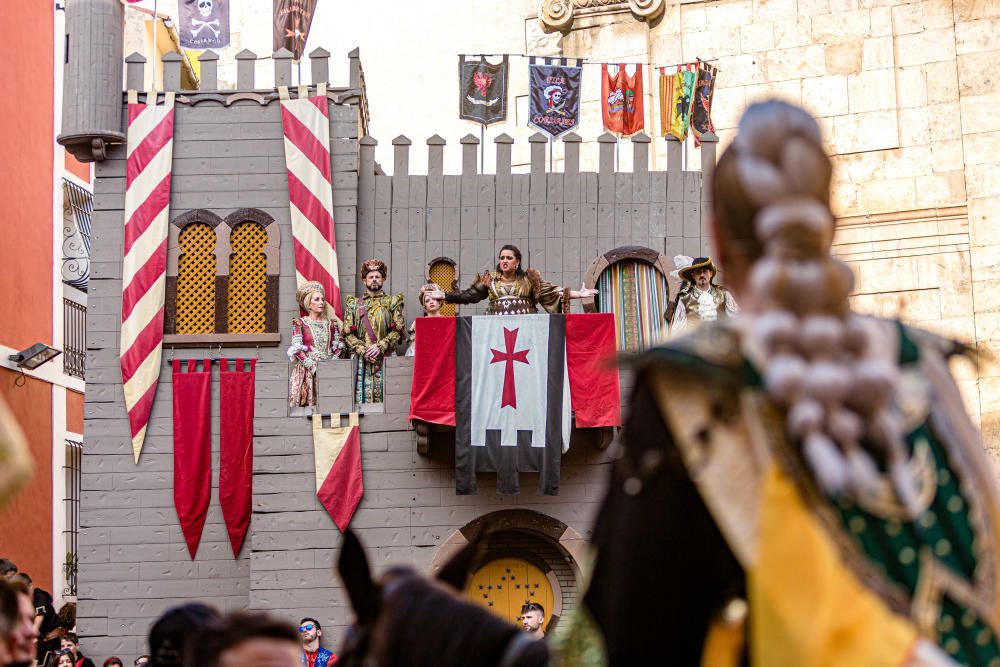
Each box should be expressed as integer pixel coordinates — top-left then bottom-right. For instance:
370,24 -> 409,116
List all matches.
528,57 -> 583,139
459,55 -> 509,126
179,0 -> 230,50
272,0 -> 318,60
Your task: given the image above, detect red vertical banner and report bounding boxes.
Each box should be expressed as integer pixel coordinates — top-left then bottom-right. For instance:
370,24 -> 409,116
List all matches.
219,358 -> 255,557
172,359 -> 212,559
601,64 -> 644,136
566,313 -> 621,427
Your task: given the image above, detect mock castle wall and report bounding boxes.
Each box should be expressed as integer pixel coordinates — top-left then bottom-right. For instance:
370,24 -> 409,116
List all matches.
78,46 -> 713,657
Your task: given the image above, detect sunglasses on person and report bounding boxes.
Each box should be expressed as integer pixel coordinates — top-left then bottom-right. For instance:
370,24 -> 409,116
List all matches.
298,623 -> 316,633
521,603 -> 543,613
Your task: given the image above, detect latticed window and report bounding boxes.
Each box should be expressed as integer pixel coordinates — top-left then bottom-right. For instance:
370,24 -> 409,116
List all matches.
176,222 -> 217,334
427,258 -> 457,316
165,209 -> 280,345
595,259 -> 669,352
227,222 -> 268,334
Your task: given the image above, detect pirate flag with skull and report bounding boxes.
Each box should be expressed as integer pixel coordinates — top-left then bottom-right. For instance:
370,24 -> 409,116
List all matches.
528,57 -> 583,139
179,0 -> 230,50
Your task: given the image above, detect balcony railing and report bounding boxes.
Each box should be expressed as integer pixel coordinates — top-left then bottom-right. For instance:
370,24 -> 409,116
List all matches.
64,298 -> 86,379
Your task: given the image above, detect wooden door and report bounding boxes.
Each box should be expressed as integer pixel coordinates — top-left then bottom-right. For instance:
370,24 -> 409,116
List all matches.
466,557 -> 554,629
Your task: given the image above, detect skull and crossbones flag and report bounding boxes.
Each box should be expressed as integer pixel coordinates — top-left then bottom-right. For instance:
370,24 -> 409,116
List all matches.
273,0 -> 318,60
179,0 -> 230,50
409,314 -> 621,496
459,55 -> 509,125
528,57 -> 583,139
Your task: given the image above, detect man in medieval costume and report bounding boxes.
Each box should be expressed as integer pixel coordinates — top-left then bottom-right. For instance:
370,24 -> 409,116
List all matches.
342,259 -> 405,404
668,256 -> 738,335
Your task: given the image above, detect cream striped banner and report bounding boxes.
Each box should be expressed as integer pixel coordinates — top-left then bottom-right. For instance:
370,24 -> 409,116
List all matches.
120,90 -> 175,463
279,84 -> 342,317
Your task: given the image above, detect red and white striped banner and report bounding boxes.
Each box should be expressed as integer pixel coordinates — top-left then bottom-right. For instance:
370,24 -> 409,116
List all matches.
120,90 -> 175,463
280,84 -> 342,317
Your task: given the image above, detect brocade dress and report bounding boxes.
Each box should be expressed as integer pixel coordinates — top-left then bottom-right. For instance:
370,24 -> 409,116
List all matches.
288,316 -> 346,407
444,269 -> 569,315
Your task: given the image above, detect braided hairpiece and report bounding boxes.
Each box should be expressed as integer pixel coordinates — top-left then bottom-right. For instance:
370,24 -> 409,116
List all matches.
732,101 -> 918,513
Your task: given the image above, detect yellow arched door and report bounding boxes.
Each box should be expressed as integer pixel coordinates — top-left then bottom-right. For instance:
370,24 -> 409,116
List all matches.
466,557 -> 555,629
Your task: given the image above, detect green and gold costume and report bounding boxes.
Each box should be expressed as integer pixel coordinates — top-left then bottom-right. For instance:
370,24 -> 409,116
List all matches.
565,318 -> 1000,666
444,268 -> 569,315
342,292 -> 405,403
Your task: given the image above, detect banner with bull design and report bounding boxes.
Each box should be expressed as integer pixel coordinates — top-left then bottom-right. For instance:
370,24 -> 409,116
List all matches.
459,55 -> 509,126
528,57 -> 583,139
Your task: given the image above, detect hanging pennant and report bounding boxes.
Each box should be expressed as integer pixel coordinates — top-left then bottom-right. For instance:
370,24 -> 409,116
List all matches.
219,358 -> 255,557
459,55 -> 509,126
179,0 -> 230,50
121,90 -> 175,464
601,64 -> 644,136
528,57 -> 583,139
172,359 -> 212,559
312,413 -> 364,531
659,64 -> 697,141
272,0 -> 318,60
691,61 -> 719,147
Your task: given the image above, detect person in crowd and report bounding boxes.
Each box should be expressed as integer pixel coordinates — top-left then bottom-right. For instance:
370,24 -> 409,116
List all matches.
520,603 -> 546,641
2,579 -> 39,667
101,657 -> 122,667
147,602 -> 220,667
426,245 -> 596,316
0,561 -> 15,581
12,574 -> 58,664
668,256 -> 738,335
133,655 -> 149,667
59,633 -> 94,667
342,259 -> 405,403
557,100 -> 997,665
287,281 -> 347,409
186,612 -> 299,667
55,604 -> 74,635
297,618 -> 334,667
405,286 -> 445,357
52,648 -> 74,667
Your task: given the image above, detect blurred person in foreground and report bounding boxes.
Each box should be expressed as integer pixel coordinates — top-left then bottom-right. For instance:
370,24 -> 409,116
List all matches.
187,613 -> 298,667
555,100 -> 999,666
1,578 -> 39,667
147,603 -> 220,667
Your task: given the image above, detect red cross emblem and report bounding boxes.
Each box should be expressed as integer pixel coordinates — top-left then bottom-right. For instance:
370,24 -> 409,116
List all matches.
490,327 -> 530,409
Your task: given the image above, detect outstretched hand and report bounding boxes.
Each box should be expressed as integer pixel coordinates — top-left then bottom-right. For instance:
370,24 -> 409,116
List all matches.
423,283 -> 446,301
569,283 -> 599,299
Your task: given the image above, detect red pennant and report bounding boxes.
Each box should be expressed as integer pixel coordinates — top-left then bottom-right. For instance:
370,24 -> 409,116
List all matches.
172,359 -> 212,559
219,358 -> 255,557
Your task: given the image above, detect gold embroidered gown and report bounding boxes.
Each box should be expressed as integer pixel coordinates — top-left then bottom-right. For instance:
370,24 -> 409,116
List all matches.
342,292 -> 405,403
444,268 -> 569,315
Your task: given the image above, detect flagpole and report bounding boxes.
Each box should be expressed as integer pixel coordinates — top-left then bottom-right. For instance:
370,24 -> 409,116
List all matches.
152,0 -> 158,91
549,136 -> 553,172
480,122 -> 485,173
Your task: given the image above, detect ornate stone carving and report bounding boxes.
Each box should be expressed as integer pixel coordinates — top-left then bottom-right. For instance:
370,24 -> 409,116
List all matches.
538,0 -> 665,33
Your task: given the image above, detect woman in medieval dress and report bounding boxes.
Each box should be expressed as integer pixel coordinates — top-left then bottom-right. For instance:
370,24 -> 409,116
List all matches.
555,101 -> 997,666
406,286 -> 445,357
287,282 -> 347,408
424,244 -> 597,316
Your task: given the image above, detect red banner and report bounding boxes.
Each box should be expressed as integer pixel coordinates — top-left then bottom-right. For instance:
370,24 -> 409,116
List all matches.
601,64 -> 644,136
408,317 -> 458,426
172,359 -> 212,559
219,358 -> 255,557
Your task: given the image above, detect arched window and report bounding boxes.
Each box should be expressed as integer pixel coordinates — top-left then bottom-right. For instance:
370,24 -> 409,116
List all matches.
427,257 -> 458,316
175,222 -> 217,335
227,221 -> 268,334
583,247 -> 672,352
165,208 -> 280,345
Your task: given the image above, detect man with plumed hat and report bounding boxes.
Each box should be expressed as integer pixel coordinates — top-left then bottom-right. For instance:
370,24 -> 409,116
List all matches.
669,256 -> 738,335
342,259 -> 405,403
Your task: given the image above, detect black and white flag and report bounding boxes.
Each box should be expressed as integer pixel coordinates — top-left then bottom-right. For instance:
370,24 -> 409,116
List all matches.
459,55 -> 509,125
455,315 -> 571,496
179,0 -> 230,50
